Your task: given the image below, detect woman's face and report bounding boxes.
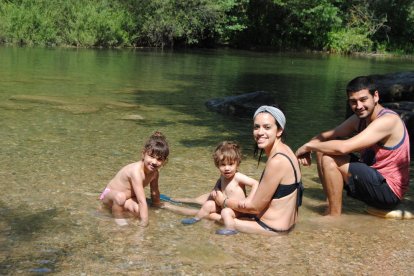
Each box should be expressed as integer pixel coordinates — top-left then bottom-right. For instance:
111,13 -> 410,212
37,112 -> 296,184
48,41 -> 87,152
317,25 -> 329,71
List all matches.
253,112 -> 281,149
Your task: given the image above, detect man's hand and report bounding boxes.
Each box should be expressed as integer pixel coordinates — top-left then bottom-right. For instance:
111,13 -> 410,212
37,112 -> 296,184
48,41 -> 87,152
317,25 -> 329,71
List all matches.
296,145 -> 312,166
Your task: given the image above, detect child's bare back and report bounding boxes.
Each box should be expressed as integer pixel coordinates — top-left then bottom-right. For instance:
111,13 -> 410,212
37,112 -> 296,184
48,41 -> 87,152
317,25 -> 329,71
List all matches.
106,161 -> 155,197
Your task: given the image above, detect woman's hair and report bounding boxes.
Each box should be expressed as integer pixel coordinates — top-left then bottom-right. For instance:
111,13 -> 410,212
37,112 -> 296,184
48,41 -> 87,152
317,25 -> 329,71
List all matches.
142,131 -> 169,162
213,141 -> 242,167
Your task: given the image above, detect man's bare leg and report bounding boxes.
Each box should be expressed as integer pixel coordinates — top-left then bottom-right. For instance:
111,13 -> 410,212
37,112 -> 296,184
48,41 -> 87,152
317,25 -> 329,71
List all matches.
320,154 -> 350,216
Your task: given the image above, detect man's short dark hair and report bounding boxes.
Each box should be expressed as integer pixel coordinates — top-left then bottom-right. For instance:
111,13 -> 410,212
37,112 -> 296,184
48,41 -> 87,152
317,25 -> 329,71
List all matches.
346,76 -> 377,95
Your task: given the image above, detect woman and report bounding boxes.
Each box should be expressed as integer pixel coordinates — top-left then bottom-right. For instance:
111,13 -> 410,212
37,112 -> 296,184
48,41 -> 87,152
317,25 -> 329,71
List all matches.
212,105 -> 304,235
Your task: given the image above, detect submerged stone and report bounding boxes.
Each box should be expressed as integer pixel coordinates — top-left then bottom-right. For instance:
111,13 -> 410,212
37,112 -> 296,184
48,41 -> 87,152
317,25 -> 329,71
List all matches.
120,114 -> 144,121
104,101 -> 139,109
205,91 -> 276,117
55,105 -> 100,114
9,95 -> 69,105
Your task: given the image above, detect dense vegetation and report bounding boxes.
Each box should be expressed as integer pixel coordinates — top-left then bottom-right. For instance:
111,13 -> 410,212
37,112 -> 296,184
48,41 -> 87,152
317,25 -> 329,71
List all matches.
0,0 -> 413,53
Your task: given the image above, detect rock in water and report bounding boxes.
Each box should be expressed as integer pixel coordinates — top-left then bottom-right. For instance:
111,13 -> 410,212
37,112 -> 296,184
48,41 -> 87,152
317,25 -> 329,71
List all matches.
205,91 -> 276,117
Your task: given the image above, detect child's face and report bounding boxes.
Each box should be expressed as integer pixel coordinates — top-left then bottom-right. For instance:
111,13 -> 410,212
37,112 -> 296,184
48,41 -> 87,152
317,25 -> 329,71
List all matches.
142,152 -> 165,172
218,160 -> 238,179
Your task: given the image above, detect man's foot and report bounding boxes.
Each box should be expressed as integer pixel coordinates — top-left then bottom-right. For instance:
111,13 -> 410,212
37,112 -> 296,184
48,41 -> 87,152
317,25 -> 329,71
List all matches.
181,217 -> 200,225
215,228 -> 238,235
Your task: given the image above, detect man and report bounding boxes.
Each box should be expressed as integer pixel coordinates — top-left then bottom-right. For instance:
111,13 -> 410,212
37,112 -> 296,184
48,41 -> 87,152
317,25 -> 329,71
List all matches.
296,76 -> 410,216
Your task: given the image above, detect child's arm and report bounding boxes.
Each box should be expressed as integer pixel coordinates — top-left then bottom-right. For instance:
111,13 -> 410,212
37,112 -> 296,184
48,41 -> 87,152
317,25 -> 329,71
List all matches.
236,173 -> 259,200
149,172 -> 163,208
131,175 -> 149,227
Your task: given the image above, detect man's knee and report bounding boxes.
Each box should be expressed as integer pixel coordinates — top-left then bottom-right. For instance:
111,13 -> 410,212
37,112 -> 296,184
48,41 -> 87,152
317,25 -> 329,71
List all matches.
320,154 -> 338,170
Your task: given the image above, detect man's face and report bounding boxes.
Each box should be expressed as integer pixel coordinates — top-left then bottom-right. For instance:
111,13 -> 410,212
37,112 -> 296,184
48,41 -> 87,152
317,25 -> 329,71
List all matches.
347,89 -> 379,119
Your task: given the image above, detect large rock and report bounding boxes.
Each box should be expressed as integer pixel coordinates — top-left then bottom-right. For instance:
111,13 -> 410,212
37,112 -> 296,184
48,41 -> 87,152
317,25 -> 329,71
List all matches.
205,91 -> 276,117
372,71 -> 414,102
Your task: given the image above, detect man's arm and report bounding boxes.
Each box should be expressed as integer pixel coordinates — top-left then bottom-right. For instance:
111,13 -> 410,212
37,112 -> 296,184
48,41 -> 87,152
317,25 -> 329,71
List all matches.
298,113 -> 397,156
296,115 -> 359,165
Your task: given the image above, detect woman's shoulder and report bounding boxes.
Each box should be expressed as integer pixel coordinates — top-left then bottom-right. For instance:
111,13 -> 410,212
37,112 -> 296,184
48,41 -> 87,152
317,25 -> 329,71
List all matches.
268,149 -> 297,169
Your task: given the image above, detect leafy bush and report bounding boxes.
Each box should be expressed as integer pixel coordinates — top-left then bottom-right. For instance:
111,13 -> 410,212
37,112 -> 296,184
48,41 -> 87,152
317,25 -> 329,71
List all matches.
0,0 -> 135,47
327,28 -> 373,53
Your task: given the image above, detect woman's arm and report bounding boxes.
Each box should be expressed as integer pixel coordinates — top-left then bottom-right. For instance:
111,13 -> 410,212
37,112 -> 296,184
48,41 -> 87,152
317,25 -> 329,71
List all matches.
214,158 -> 286,214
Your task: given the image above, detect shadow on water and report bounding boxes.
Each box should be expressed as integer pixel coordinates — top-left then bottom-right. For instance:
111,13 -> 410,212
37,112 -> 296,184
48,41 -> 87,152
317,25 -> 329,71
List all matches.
0,201 -> 70,274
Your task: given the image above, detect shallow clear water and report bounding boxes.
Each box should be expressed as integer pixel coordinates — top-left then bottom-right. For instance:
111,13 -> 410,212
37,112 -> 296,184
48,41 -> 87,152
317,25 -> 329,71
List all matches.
0,47 -> 413,275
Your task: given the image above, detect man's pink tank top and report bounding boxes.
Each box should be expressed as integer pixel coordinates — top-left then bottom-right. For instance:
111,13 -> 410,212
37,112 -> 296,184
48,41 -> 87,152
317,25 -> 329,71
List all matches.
359,109 -> 410,199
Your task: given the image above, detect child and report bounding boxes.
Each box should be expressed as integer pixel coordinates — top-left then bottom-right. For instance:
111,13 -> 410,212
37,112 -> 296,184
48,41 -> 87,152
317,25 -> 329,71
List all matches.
99,131 -> 169,227
180,141 -> 258,234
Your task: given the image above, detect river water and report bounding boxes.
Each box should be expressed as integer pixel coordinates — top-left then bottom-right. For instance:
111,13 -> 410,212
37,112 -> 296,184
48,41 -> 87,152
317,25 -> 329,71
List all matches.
0,47 -> 413,275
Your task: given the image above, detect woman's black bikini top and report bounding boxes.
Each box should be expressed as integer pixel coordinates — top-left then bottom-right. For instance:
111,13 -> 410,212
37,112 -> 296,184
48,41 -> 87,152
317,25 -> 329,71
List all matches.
259,152 -> 304,207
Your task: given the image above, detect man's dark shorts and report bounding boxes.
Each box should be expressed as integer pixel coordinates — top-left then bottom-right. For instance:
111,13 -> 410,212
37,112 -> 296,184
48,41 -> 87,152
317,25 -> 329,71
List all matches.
345,154 -> 400,209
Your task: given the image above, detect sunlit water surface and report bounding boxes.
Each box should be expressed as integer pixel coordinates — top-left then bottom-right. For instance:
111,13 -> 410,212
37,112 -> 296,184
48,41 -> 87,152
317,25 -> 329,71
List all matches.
0,47 -> 413,275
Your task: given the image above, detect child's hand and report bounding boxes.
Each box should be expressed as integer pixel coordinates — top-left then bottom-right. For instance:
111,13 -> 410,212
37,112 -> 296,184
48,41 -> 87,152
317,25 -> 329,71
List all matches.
139,219 -> 149,227
212,190 -> 225,206
238,199 -> 247,209
152,201 -> 165,208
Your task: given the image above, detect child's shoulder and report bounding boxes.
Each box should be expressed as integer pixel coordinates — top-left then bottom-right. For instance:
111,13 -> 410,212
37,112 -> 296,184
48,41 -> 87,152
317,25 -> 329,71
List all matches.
120,161 -> 142,172
234,171 -> 248,179
234,172 -> 257,185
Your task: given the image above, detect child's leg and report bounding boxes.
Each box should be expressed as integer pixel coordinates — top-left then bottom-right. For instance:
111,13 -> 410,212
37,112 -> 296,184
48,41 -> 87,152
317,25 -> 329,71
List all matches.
163,202 -> 199,216
101,189 -> 128,218
195,200 -> 219,219
124,198 -> 140,216
220,207 -> 238,230
171,193 -> 210,205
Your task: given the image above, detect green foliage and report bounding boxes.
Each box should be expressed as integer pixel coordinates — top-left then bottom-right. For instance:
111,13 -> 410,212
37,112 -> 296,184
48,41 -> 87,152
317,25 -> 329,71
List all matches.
58,0 -> 135,47
367,0 -> 414,53
326,2 -> 386,53
0,0 -> 60,46
285,0 -> 342,49
234,0 -> 342,50
0,0 -> 413,52
0,0 -> 135,47
135,0 -> 248,47
327,28 -> 373,53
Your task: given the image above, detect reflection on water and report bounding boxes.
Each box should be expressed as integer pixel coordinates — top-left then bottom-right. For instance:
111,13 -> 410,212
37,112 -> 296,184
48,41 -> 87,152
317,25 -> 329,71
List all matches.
0,47 -> 413,274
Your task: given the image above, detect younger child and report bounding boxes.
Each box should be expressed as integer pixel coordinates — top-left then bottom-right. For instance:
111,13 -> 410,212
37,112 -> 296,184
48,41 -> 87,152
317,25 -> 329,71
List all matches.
181,141 -> 258,234
99,131 -> 169,227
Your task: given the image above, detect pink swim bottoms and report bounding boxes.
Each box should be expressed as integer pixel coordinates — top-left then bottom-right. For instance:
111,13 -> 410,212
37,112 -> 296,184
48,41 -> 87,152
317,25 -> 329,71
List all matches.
99,188 -> 111,200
